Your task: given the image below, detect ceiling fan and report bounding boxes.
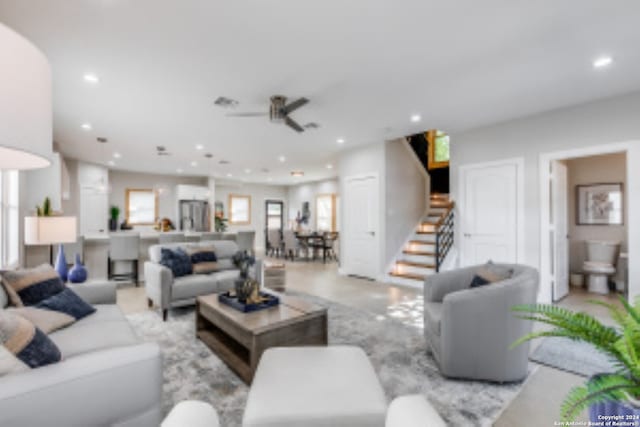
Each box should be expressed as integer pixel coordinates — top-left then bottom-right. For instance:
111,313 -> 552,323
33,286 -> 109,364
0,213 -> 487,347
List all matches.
226,95 -> 309,133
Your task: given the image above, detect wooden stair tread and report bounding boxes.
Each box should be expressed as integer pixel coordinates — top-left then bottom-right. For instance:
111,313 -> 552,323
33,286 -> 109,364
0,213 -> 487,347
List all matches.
408,240 -> 435,245
416,230 -> 436,235
389,271 -> 427,281
396,260 -> 436,268
403,249 -> 435,256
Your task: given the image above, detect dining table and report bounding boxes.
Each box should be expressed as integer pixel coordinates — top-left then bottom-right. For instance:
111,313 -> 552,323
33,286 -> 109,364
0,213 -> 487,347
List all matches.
294,232 -> 338,263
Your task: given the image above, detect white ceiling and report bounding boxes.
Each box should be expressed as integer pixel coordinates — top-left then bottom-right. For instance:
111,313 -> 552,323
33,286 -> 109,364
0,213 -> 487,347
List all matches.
2,0 -> 640,184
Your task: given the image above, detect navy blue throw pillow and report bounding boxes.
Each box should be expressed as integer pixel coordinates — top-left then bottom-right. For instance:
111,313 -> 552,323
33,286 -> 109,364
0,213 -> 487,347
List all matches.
159,248 -> 193,278
469,275 -> 491,288
35,287 -> 96,320
190,250 -> 217,264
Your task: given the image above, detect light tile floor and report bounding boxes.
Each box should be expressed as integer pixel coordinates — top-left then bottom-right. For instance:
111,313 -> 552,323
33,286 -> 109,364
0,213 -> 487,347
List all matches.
117,259 -> 623,426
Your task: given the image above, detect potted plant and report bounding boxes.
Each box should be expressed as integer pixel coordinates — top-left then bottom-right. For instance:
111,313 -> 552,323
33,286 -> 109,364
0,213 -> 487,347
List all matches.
231,251 -> 257,302
109,205 -> 120,231
512,296 -> 640,422
215,216 -> 228,232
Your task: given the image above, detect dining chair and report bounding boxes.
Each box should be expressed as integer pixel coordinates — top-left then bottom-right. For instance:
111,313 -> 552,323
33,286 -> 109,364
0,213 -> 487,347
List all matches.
282,230 -> 300,261
322,232 -> 339,263
267,229 -> 282,257
108,233 -> 140,286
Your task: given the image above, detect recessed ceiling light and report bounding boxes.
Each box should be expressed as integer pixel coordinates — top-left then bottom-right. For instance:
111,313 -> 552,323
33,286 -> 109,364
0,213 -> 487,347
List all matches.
113,152 -> 121,159
107,160 -> 115,166
291,170 -> 304,177
244,168 -> 252,174
83,73 -> 99,84
81,123 -> 92,131
226,173 -> 233,177
190,161 -> 198,167
278,155 -> 286,162
410,114 -> 421,123
337,138 -> 345,144
593,56 -> 613,69
326,164 -> 333,169
176,168 -> 183,174
195,144 -> 204,150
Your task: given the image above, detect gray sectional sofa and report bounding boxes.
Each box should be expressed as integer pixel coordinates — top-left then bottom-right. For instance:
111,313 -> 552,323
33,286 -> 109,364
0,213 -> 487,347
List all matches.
423,263 -> 539,382
144,240 -> 262,320
0,281 -> 163,427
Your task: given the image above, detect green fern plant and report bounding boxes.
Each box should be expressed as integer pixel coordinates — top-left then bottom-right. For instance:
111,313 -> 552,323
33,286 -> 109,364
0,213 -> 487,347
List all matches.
512,297 -> 640,421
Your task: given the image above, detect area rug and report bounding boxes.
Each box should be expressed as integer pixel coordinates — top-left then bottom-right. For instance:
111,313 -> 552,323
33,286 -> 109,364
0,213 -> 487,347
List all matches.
127,292 -> 530,427
529,336 -> 615,378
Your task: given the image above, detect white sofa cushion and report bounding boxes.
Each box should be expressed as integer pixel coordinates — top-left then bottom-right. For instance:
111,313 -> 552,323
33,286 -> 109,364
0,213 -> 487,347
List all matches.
243,346 -> 387,427
49,305 -> 137,357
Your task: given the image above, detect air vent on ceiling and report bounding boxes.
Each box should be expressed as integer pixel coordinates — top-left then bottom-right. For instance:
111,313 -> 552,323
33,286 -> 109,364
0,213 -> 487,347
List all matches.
97,137 -> 108,143
303,122 -> 320,129
156,146 -> 171,156
204,153 -> 214,159
214,96 -> 239,108
219,160 -> 230,165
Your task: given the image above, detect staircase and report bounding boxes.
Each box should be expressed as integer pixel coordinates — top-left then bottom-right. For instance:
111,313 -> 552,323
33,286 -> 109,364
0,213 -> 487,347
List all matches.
389,194 -> 455,286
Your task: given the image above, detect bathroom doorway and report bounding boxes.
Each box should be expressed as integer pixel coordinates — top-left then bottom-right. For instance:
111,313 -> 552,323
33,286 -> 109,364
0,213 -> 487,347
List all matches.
540,146 -> 629,303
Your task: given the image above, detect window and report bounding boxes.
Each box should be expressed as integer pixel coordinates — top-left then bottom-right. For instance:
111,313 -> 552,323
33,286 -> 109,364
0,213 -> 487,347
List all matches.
126,189 -> 158,225
229,194 -> 251,225
266,200 -> 283,230
0,170 -> 20,268
427,129 -> 450,170
316,193 -> 336,232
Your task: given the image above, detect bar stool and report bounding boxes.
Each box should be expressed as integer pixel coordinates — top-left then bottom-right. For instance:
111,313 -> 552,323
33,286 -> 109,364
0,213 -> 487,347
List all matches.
236,231 -> 255,255
108,233 -> 140,286
158,233 -> 185,244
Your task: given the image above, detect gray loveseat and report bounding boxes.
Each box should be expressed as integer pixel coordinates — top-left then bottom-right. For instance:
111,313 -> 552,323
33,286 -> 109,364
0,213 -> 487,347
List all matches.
0,281 -> 163,427
144,240 -> 262,320
423,264 -> 539,382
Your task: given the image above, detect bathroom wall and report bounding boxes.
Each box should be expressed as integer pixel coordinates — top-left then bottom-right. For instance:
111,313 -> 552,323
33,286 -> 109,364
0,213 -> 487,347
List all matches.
567,152 -> 627,272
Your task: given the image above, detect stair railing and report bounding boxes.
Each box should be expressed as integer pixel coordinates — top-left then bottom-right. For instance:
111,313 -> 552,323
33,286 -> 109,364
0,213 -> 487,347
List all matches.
434,203 -> 454,272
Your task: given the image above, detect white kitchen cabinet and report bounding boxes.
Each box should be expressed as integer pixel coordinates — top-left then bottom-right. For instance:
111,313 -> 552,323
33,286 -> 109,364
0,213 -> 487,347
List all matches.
176,184 -> 210,201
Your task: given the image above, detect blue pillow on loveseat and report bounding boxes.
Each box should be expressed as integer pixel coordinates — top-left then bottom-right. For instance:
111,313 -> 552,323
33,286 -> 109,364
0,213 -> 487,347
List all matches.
159,248 -> 193,278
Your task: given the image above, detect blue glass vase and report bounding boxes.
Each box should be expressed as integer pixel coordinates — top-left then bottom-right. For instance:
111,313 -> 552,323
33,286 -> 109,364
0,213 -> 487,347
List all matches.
68,254 -> 88,284
54,244 -> 68,282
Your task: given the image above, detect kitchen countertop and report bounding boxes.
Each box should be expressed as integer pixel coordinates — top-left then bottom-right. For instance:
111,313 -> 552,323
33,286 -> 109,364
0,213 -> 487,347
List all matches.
83,230 -> 228,242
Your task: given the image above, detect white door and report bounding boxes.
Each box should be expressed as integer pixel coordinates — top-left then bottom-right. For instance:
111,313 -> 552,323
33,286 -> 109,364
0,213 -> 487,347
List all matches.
343,175 -> 378,279
551,160 -> 569,301
461,163 -> 519,266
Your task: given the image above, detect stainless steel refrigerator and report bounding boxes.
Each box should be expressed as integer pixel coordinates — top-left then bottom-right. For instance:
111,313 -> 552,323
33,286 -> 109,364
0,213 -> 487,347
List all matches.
179,200 -> 210,231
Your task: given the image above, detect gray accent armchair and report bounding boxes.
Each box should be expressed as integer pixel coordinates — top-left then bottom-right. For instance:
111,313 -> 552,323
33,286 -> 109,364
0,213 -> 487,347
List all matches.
423,264 -> 539,382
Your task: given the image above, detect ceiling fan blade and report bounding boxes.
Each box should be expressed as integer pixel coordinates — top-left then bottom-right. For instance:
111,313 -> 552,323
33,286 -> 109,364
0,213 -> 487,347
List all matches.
226,112 -> 268,117
285,116 -> 304,133
283,98 -> 309,114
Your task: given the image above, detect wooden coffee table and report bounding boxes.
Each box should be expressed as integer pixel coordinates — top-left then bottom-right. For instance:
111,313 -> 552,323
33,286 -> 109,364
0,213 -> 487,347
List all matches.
195,292 -> 328,384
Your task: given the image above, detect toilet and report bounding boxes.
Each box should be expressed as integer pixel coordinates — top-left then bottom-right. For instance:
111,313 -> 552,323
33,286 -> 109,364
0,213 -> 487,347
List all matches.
582,240 -> 620,295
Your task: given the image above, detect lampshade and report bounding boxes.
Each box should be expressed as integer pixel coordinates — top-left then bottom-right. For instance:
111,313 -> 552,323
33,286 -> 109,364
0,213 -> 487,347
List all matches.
24,217 -> 77,245
0,23 -> 52,170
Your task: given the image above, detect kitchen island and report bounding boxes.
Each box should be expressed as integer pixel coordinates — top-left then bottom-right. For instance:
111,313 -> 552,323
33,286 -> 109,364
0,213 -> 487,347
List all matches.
25,230 -> 238,282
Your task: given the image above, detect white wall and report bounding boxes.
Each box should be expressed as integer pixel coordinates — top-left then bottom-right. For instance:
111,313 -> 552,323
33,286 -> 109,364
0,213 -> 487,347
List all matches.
384,139 -> 428,265
287,179 -> 339,230
450,90 -> 640,300
339,142 -> 386,278
567,153 -> 627,272
109,170 -> 207,230
215,182 -> 288,251
24,152 -> 62,214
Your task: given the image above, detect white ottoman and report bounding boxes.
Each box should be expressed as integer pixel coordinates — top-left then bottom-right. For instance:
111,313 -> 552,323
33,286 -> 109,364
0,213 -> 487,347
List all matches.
386,395 -> 446,427
162,400 -> 220,427
243,346 -> 387,427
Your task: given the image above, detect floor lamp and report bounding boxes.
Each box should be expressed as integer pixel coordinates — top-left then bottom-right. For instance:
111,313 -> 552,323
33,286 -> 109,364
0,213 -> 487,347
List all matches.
24,216 -> 77,280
